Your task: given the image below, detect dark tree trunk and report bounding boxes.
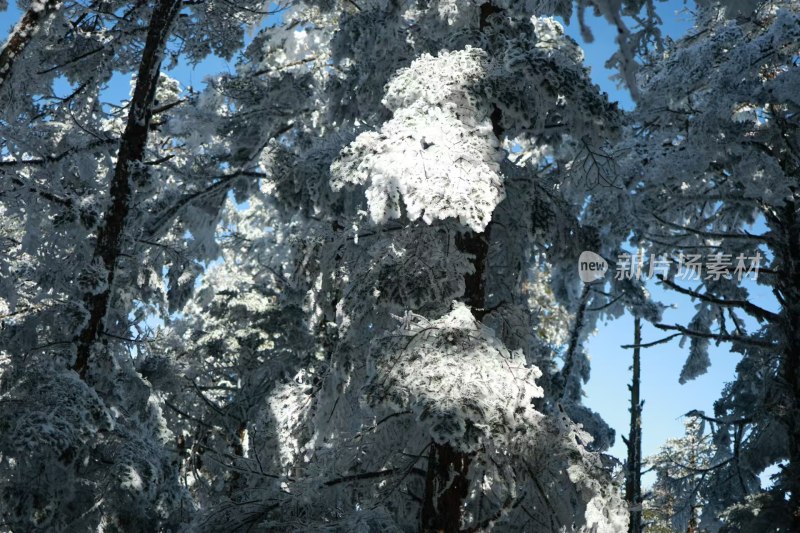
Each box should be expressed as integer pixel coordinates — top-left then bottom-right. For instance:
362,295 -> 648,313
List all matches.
625,317 -> 643,533
0,0 -> 63,89
73,0 -> 182,378
558,284 -> 591,400
455,228 -> 490,319
421,442 -> 473,532
421,7 -> 503,529
777,201 -> 800,530
421,224 -> 489,532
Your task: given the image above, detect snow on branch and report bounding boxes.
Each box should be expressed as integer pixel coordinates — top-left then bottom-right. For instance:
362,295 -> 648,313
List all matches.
331,47 -> 505,232
364,302 -> 544,452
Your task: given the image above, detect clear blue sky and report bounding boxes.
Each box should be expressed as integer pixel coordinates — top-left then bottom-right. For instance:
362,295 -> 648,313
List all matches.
2,0 -> 771,483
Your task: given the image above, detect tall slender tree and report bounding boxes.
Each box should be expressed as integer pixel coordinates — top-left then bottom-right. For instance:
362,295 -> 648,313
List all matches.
0,0 -> 287,527
624,317 -> 643,533
73,0 -> 182,376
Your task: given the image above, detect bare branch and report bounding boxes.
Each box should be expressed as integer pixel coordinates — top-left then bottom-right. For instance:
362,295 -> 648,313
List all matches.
653,323 -> 776,349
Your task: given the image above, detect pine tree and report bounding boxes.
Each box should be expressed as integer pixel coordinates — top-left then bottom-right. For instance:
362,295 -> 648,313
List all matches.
6,0 -> 772,528
619,0 -> 800,528
645,416 -> 716,532
624,317 -> 643,533
0,0 -> 282,527
149,0 -> 677,529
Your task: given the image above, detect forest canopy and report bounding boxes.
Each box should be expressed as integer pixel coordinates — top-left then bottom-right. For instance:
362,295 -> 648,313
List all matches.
0,0 -> 798,531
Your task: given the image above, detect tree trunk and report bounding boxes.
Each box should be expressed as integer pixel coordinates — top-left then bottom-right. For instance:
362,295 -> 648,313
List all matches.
0,0 -> 63,89
421,442 -> 473,532
625,317 -> 643,533
421,226 -> 489,532
686,504 -> 699,533
559,284 -> 591,400
420,5 -> 508,529
73,0 -> 182,378
778,201 -> 800,530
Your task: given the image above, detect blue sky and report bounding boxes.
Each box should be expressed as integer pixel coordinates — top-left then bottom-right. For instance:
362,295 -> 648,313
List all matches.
1,0 -> 771,483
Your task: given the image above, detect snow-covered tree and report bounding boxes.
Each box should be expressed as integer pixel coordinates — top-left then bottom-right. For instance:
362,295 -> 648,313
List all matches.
0,0 -> 286,528
618,0 -> 800,529
10,0 -> 784,529
645,415 -> 717,533
148,0 -> 675,530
